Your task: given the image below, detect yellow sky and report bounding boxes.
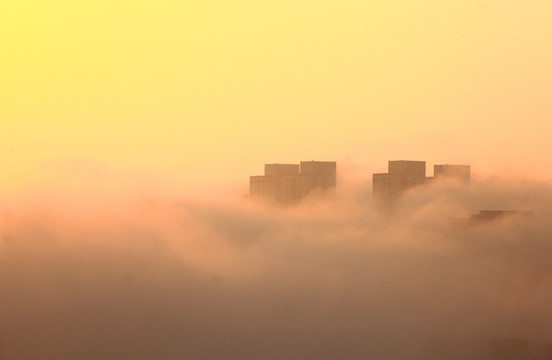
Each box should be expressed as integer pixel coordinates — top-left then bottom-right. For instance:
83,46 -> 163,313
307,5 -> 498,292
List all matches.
2,0 -> 552,190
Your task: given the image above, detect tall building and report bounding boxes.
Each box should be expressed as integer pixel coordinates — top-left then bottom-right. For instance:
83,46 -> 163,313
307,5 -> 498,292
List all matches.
434,164 -> 471,182
250,161 -> 336,205
373,160 -> 472,204
372,160 -> 427,202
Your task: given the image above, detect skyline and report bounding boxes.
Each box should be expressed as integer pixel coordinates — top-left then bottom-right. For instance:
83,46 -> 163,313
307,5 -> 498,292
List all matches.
3,2 -> 552,359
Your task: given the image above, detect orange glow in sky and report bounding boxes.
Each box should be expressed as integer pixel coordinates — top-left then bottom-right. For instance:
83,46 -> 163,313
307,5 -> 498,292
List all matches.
2,1 -> 552,191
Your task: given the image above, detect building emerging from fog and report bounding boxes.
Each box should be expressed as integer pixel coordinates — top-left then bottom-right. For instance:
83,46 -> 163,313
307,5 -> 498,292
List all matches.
469,210 -> 533,223
250,161 -> 336,205
373,160 -> 471,203
434,164 -> 471,183
373,160 -> 428,203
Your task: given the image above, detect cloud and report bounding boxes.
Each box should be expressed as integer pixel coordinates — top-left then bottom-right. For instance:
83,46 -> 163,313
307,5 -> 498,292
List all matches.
2,169 -> 552,359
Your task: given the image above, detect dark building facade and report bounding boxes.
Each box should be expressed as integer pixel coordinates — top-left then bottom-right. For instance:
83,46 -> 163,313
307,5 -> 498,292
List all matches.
250,161 -> 336,205
373,160 -> 471,203
372,160 -> 427,203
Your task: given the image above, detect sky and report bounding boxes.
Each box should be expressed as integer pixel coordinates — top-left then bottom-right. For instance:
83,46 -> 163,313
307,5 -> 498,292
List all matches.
3,2 -> 552,358
2,0 -> 552,192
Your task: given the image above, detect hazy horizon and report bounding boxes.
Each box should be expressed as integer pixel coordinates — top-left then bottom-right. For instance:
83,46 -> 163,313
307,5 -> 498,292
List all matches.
2,0 -> 552,358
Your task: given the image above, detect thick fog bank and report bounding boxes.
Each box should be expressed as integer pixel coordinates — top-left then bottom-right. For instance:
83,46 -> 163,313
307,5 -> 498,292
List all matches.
2,177 -> 552,359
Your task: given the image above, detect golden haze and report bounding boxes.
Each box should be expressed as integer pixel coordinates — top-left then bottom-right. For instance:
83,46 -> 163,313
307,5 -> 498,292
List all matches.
1,0 -> 552,191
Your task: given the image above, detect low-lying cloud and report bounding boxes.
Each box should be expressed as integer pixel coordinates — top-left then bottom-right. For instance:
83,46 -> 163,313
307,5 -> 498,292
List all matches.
2,168 -> 552,359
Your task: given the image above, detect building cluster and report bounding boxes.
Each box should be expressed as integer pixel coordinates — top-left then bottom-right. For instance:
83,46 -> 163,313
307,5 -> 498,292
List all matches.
250,159 -> 471,206
372,160 -> 470,203
250,160 -> 531,223
250,161 -> 336,205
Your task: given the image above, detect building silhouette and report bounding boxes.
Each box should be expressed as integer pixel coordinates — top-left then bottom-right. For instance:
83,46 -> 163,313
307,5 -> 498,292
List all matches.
250,161 -> 336,205
373,160 -> 471,203
469,210 -> 533,223
434,164 -> 471,183
372,160 -> 427,203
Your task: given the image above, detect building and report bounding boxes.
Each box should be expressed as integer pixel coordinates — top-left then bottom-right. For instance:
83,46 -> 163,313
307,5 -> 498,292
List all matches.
434,164 -> 471,183
469,210 -> 534,223
373,160 -> 472,204
250,161 -> 336,205
372,160 -> 427,203
250,164 -> 302,204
